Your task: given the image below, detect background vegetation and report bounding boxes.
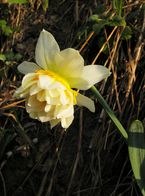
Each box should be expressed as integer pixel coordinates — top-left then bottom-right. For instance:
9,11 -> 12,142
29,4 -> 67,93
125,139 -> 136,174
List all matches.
0,0 -> 145,195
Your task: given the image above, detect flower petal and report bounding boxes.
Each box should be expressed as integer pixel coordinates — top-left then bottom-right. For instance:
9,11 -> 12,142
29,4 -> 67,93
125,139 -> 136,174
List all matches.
38,114 -> 52,122
37,90 -> 46,102
56,105 -> 74,118
54,48 -> 84,78
18,61 -> 40,75
76,93 -> 95,112
22,73 -> 37,89
27,95 -> 45,110
38,75 -> 54,89
29,85 -> 41,95
69,65 -> 110,90
66,77 -> 88,89
61,116 -> 74,128
50,119 -> 60,128
35,29 -> 60,70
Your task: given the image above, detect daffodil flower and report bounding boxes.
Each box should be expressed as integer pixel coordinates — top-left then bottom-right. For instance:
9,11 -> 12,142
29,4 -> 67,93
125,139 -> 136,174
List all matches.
14,29 -> 110,128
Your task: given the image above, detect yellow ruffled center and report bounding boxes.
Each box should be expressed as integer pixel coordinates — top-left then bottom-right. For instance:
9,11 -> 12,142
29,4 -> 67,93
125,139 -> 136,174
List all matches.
35,69 -> 78,104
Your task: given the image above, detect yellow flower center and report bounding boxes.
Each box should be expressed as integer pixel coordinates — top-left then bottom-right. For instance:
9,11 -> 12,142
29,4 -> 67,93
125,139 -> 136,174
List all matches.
35,69 -> 78,104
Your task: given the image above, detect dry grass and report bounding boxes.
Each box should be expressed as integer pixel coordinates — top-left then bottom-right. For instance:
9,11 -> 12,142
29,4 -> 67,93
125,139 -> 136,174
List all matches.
0,1 -> 145,196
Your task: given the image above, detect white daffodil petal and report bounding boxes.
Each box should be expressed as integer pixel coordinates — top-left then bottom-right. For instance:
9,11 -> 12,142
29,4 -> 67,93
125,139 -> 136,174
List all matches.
77,65 -> 110,90
29,85 -> 41,95
61,116 -> 74,128
22,73 -> 37,88
18,61 -> 40,75
13,86 -> 25,98
50,119 -> 60,129
38,114 -> 52,122
35,29 -> 60,70
27,95 -> 43,108
67,77 -> 88,90
67,65 -> 110,90
56,105 -> 74,118
76,93 -> 95,112
49,89 -> 60,97
54,48 -> 84,78
46,96 -> 60,105
37,90 -> 46,102
29,112 -> 38,120
44,105 -> 52,112
38,75 -> 54,89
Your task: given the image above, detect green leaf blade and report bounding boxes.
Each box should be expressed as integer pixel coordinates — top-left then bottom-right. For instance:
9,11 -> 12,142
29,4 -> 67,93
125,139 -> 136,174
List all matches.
112,0 -> 123,16
91,86 -> 128,140
128,120 -> 145,196
8,0 -> 28,4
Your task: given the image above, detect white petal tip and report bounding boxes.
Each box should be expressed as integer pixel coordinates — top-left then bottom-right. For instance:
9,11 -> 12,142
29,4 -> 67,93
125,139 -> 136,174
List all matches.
42,29 -> 48,34
109,71 -> 111,76
18,61 -> 40,75
77,93 -> 95,113
90,105 -> 95,113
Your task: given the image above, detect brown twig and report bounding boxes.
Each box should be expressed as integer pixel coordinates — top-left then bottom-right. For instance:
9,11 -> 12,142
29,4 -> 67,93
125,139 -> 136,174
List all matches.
79,31 -> 94,53
108,28 -> 124,112
91,26 -> 117,64
122,8 -> 145,113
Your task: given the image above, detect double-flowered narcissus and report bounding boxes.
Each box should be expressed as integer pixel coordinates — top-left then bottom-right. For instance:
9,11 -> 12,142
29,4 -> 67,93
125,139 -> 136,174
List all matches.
14,29 -> 110,128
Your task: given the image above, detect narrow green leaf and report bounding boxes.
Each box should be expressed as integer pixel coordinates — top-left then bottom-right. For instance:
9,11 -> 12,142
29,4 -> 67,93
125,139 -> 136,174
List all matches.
128,120 -> 145,196
8,0 -> 28,3
42,0 -> 49,12
91,86 -> 128,140
89,15 -> 102,23
112,0 -> 123,16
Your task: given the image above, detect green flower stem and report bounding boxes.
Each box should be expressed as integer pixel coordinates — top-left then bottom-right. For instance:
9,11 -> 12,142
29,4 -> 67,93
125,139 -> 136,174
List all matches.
91,86 -> 128,141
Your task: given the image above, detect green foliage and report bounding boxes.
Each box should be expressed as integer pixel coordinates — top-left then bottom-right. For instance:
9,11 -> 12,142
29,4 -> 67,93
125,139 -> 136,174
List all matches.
8,0 -> 28,3
0,19 -> 13,36
77,27 -> 89,40
88,1 -> 134,41
128,120 -> 145,196
42,0 -> 49,12
0,52 -> 22,62
121,26 -> 132,40
0,54 -> 6,61
91,86 -> 128,140
112,0 -> 123,16
6,51 -> 22,61
88,1 -> 133,40
90,14 -> 126,35
89,14 -> 108,35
